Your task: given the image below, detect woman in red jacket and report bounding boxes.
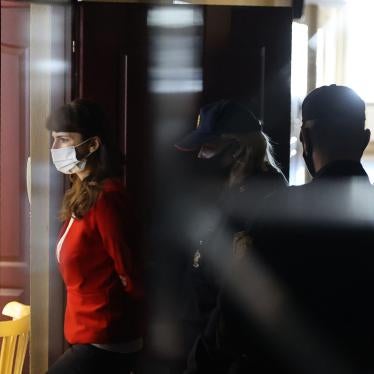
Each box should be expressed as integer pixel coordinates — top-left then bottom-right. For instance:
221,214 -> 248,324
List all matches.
47,99 -> 144,374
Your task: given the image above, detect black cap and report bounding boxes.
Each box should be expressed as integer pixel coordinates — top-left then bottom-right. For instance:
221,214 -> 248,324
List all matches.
302,85 -> 366,124
174,99 -> 261,151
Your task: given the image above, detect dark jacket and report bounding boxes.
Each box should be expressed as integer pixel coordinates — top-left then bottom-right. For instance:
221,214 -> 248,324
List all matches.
180,165 -> 287,324
182,165 -> 287,372
186,160 -> 374,374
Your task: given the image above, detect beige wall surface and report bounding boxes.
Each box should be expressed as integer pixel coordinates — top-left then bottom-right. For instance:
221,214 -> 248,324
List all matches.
366,104 -> 374,139
30,4 -> 52,374
77,0 -> 291,6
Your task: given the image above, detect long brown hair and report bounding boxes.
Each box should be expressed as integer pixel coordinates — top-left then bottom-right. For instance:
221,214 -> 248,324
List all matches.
228,131 -> 281,188
46,99 -> 124,220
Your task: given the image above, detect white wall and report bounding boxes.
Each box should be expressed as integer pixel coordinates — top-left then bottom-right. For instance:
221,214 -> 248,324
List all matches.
365,104 -> 374,138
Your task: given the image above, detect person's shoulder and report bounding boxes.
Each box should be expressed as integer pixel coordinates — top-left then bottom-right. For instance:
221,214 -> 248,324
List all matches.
101,178 -> 125,193
265,182 -> 314,208
95,178 -> 128,209
98,179 -> 138,218
255,164 -> 288,192
262,163 -> 287,180
250,183 -> 303,229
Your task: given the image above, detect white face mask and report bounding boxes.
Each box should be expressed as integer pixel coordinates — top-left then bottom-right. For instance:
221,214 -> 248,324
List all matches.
50,138 -> 94,174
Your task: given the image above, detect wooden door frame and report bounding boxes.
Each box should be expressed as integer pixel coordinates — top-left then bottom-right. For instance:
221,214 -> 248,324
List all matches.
47,3 -> 73,367
29,3 -> 72,373
76,0 -> 292,6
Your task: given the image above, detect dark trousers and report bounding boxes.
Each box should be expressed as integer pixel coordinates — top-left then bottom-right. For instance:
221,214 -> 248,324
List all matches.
47,344 -> 138,374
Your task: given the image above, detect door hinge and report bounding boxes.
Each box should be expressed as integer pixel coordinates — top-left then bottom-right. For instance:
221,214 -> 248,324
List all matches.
72,40 -> 76,53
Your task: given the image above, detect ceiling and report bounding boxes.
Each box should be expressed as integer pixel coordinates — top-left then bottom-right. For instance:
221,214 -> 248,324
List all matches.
304,0 -> 347,5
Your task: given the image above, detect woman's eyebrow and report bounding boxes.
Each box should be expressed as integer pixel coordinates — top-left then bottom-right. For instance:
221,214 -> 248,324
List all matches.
54,134 -> 71,139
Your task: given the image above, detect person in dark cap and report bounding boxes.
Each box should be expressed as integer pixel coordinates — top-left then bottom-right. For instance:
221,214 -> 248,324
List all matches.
173,99 -> 287,374
175,99 -> 286,189
222,85 -> 374,374
175,99 -> 262,151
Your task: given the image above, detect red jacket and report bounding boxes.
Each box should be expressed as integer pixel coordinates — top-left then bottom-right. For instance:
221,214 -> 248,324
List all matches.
57,179 -> 144,344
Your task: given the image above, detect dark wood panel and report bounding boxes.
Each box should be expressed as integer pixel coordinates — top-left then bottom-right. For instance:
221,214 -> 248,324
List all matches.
0,4 -> 30,373
0,45 -> 28,259
73,4 -> 292,368
202,6 -> 292,177
74,2 -> 151,217
0,2 -> 30,314
0,262 -> 27,286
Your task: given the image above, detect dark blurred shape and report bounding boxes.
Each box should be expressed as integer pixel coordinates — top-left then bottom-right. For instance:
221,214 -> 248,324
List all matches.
292,0 -> 304,19
302,84 -> 365,124
174,100 -> 261,151
250,168 -> 374,374
238,84 -> 373,373
186,84 -> 374,374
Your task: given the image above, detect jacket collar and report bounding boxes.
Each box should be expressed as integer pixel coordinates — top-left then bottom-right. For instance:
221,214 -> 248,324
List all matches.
313,160 -> 369,181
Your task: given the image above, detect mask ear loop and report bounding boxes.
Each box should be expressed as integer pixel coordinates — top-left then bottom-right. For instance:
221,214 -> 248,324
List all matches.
75,137 -> 97,161
74,137 -> 93,148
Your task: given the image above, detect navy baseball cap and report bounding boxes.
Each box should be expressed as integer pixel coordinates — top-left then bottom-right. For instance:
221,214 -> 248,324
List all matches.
302,84 -> 366,124
174,99 -> 261,151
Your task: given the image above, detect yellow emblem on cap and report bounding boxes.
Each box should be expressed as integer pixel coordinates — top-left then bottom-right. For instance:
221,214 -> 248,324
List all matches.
196,114 -> 201,129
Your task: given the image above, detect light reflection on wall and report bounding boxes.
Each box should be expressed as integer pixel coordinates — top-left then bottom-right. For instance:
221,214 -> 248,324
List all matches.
310,1 -> 374,182
345,0 -> 374,103
147,7 -> 203,94
145,6 -> 204,357
289,22 -> 308,186
345,0 -> 374,183
34,59 -> 67,74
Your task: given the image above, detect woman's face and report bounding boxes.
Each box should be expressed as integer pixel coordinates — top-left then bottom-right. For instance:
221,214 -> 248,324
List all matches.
50,131 -> 98,178
51,131 -> 83,149
198,137 -> 238,160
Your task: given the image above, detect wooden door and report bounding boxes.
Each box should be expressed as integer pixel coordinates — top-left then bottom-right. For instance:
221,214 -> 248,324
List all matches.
0,0 -> 30,319
73,2 -> 151,209
73,3 -> 291,195
73,3 -> 291,369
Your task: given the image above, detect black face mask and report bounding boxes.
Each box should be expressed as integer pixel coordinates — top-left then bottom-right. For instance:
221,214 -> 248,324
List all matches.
302,148 -> 316,177
300,127 -> 316,177
196,142 -> 240,183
